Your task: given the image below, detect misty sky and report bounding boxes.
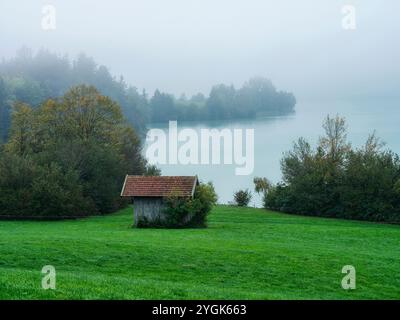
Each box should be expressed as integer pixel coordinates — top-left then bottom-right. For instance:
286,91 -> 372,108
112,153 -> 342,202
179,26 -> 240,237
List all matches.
1,0 -> 399,100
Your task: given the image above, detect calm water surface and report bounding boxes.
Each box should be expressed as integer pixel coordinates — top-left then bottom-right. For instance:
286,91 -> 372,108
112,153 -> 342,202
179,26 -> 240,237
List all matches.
146,99 -> 400,206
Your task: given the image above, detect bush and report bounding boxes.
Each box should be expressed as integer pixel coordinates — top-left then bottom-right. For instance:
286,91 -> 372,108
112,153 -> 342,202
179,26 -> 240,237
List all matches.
190,182 -> 218,227
0,154 -> 94,217
233,189 -> 252,207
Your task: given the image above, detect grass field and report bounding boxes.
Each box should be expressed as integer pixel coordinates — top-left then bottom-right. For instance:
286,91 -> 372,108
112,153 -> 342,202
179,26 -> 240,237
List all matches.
0,205 -> 399,299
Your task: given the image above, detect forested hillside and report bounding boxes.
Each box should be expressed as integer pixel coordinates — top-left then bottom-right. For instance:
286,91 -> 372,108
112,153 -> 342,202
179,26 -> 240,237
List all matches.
0,48 -> 148,142
0,48 -> 296,142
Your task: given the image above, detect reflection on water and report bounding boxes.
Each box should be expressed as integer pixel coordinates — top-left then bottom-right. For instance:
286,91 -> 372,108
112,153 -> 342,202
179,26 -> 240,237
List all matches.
146,99 -> 400,207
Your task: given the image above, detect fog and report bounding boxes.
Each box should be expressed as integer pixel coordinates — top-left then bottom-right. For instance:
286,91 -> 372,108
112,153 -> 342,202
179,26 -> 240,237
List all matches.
1,0 -> 399,100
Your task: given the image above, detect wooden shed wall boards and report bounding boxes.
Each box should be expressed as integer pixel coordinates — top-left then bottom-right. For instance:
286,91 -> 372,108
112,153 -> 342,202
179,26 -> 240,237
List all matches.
132,197 -> 164,226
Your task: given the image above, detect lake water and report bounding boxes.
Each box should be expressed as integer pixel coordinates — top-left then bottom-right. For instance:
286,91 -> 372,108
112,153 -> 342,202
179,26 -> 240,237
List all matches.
146,99 -> 400,207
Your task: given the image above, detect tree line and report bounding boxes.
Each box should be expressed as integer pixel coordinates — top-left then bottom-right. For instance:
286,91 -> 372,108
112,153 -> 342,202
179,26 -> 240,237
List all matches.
0,48 -> 148,142
0,48 -> 296,142
150,78 -> 295,123
252,116 -> 400,223
0,85 -> 157,218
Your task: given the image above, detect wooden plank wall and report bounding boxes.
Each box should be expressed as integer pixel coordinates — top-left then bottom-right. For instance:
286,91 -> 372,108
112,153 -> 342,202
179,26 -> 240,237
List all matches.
133,197 -> 165,226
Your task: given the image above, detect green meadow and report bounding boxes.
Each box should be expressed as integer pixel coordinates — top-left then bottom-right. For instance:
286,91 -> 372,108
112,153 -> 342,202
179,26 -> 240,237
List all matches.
0,205 -> 399,299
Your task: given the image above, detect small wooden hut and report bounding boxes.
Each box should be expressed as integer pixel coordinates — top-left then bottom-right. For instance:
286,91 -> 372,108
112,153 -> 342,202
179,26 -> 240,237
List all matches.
120,175 -> 198,226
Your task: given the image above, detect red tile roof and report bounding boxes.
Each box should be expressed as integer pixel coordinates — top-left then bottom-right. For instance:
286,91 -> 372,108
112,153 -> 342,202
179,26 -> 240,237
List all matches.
121,175 -> 198,197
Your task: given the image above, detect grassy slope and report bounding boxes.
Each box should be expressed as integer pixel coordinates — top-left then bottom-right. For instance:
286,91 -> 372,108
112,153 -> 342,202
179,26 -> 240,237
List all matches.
0,205 -> 399,299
